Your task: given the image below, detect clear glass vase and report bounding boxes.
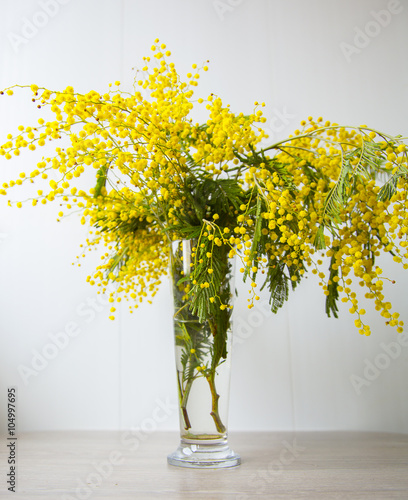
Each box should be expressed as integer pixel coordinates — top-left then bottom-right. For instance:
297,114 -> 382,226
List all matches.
167,240 -> 241,468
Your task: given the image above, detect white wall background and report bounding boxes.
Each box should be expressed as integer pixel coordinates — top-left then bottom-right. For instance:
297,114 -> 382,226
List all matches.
0,0 -> 407,434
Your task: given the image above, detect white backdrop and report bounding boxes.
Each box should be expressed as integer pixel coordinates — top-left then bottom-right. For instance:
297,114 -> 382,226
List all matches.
0,0 -> 407,434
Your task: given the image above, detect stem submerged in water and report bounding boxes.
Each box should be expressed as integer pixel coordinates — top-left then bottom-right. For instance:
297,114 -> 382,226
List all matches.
207,373 -> 226,434
180,375 -> 194,430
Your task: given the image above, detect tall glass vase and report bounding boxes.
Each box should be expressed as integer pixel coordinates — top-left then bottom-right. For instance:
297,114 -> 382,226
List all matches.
167,240 -> 241,468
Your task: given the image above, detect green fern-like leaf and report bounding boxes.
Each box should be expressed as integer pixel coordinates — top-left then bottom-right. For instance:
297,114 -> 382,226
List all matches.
262,261 -> 289,313
322,158 -> 352,223
313,225 -> 326,250
243,194 -> 263,281
94,164 -> 109,198
378,164 -> 408,202
325,251 -> 340,318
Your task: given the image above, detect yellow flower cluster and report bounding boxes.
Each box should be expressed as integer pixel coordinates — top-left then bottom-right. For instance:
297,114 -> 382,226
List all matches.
1,42 -> 407,336
251,120 -> 407,335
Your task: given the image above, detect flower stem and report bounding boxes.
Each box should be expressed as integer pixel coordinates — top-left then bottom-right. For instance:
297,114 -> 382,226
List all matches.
180,376 -> 194,430
207,373 -> 226,434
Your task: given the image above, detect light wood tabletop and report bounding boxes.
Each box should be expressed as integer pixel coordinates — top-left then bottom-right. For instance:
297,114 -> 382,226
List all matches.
2,431 -> 408,499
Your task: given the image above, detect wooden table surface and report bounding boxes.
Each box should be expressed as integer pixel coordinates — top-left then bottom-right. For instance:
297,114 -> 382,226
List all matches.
1,431 -> 408,499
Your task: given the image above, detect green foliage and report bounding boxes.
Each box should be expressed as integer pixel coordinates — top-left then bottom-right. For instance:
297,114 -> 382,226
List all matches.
378,164 -> 408,202
325,251 -> 340,318
94,164 -> 109,198
261,261 -> 289,313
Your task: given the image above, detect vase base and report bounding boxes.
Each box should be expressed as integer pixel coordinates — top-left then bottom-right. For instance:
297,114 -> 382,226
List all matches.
167,439 -> 241,468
